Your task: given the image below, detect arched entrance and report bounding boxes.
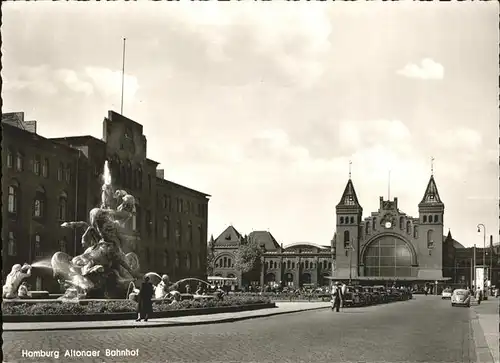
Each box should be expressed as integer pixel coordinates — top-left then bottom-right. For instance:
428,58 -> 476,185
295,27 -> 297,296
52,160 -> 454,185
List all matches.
300,273 -> 311,285
320,273 -> 330,286
265,273 -> 275,284
284,273 -> 294,287
363,236 -> 416,277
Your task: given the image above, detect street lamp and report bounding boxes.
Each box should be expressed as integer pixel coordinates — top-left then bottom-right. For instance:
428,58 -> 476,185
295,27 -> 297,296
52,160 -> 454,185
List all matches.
477,224 -> 486,291
348,241 -> 355,285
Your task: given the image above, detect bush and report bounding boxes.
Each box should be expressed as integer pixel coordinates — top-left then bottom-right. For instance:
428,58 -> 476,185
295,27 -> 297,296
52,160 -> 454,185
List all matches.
2,295 -> 271,316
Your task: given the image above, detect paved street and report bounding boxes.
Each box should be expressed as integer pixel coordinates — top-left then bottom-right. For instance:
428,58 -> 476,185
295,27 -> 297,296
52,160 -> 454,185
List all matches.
3,296 -> 479,363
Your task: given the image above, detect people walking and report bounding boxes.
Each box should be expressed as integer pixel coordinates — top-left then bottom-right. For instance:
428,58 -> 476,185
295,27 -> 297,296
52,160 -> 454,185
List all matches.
331,282 -> 344,312
136,276 -> 154,322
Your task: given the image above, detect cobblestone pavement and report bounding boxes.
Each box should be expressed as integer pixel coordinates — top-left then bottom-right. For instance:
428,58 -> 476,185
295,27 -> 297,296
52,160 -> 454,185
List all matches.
3,296 -> 477,363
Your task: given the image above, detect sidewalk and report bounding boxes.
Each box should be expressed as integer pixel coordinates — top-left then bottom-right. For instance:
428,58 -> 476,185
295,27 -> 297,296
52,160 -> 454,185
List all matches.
471,298 -> 499,363
3,301 -> 331,332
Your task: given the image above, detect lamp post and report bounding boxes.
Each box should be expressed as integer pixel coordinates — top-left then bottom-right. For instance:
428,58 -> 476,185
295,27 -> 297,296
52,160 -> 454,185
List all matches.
348,241 -> 355,285
477,224 -> 486,291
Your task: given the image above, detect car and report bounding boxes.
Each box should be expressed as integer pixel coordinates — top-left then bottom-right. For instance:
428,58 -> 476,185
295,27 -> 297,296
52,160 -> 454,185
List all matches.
362,286 -> 377,305
441,288 -> 453,299
373,285 -> 389,303
343,286 -> 364,307
451,289 -> 471,307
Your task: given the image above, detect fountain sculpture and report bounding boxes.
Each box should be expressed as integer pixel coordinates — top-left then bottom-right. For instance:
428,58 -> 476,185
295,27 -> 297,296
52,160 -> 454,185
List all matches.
2,263 -> 32,299
51,161 -> 141,299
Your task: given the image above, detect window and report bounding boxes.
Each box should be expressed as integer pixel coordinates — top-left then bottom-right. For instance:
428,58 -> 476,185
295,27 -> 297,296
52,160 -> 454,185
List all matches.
33,155 -> 41,175
132,213 -> 137,231
7,150 -> 13,168
58,192 -> 68,220
42,158 -> 49,178
350,216 -> 354,224
33,187 -> 46,218
166,196 -> 171,211
126,161 -> 132,188
340,217 -> 344,224
427,230 -> 434,249
434,215 -> 439,223
176,220 -> 182,244
137,168 -> 143,189
188,221 -> 193,244
406,221 -> 411,234
344,230 -> 350,249
363,237 -> 414,277
35,234 -> 42,257
413,226 -> 419,239
65,164 -> 71,183
372,218 -> 377,230
8,184 -> 18,214
428,215 -> 433,223
16,152 -> 24,171
175,252 -> 180,268
196,254 -> 201,269
8,232 -> 16,256
146,210 -> 152,236
423,215 -> 427,223
163,217 -> 170,238
163,195 -> 168,209
59,237 -> 67,253
292,262 -> 295,269
399,217 -> 404,230
365,222 -> 369,235
135,206 -> 141,231
57,163 -> 64,181
323,260 -> 327,269
328,262 -> 332,269
305,260 -> 309,269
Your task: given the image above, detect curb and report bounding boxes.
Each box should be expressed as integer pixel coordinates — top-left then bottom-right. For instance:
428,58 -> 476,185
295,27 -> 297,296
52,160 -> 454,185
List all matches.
470,310 -> 496,363
4,306 -> 330,332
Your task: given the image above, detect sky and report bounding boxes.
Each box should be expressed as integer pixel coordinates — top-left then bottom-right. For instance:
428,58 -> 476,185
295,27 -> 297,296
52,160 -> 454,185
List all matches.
3,2 -> 499,248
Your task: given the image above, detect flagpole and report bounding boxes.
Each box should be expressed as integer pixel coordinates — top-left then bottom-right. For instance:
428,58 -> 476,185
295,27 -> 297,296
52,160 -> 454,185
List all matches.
121,37 -> 126,115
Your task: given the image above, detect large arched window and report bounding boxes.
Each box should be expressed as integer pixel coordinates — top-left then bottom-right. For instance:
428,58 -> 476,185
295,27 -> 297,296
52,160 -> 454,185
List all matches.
406,221 -> 411,234
413,226 -> 419,239
7,149 -> 13,168
427,230 -> 434,249
33,155 -> 41,175
58,192 -> 68,220
8,231 -> 17,256
33,186 -> 46,218
372,218 -> 377,231
363,237 -> 414,277
365,222 -> 369,235
8,182 -> 19,214
399,217 -> 404,230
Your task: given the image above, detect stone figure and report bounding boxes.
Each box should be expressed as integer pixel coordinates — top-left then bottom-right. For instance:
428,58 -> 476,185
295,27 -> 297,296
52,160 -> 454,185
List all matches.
2,263 -> 32,299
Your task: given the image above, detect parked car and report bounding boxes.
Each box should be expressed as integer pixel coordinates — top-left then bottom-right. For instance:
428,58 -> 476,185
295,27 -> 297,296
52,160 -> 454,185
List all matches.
441,288 -> 453,299
373,286 -> 389,303
361,286 -> 377,305
451,289 -> 471,308
343,286 -> 364,307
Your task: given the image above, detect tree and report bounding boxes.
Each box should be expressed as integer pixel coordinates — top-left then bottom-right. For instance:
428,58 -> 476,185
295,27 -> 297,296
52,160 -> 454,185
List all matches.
234,234 -> 264,273
206,235 -> 216,276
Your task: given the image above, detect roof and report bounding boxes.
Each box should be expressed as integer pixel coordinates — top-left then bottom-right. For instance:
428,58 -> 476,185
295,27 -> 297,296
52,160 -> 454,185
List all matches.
336,178 -> 362,209
248,231 -> 281,252
443,230 -> 465,249
214,226 -> 242,246
284,242 -> 330,251
156,177 -> 211,197
419,175 -> 443,205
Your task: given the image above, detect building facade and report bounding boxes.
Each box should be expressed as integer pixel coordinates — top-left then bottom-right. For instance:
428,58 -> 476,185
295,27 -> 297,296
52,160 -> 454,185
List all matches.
333,174 -> 451,285
211,226 -> 334,288
2,111 -> 209,291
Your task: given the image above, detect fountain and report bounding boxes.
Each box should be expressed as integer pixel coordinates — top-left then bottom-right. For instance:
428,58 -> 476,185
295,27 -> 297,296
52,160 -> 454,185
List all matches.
48,160 -> 141,299
2,263 -> 32,299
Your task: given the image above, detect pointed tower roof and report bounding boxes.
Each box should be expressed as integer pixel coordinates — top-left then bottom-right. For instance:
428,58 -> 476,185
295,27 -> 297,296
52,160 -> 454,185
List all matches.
419,175 -> 443,206
336,179 -> 362,209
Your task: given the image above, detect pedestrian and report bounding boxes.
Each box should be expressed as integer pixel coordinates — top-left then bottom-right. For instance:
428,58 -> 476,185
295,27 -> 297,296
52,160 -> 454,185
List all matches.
331,282 -> 344,312
136,276 -> 154,322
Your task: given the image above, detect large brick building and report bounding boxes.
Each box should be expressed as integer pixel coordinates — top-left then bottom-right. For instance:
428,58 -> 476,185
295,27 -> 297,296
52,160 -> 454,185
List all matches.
211,226 -> 334,289
2,111 -> 210,292
333,173 -> 457,285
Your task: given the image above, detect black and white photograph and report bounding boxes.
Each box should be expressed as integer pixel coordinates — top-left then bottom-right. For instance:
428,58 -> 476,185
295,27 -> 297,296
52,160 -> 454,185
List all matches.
2,2 -> 499,363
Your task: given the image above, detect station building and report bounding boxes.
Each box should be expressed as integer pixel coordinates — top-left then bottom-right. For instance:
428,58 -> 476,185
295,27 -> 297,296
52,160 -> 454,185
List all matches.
332,174 -> 454,286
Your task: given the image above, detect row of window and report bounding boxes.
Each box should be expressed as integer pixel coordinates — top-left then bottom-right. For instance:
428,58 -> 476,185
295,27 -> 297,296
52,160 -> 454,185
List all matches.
6,151 -> 72,183
339,216 -> 355,224
265,260 -> 332,270
6,231 -> 68,257
215,257 -> 233,269
160,195 -> 207,218
109,159 -> 146,191
161,217 -> 204,245
8,184 -> 68,220
161,250 -> 202,270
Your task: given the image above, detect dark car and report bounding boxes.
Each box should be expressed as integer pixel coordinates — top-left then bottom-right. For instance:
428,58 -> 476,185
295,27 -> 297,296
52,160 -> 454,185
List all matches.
343,286 -> 364,307
361,286 -> 377,305
373,286 -> 389,303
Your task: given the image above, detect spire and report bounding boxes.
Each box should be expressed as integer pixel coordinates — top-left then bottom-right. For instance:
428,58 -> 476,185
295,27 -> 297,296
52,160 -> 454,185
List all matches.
419,175 -> 443,205
336,178 -> 361,209
446,229 -> 452,239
